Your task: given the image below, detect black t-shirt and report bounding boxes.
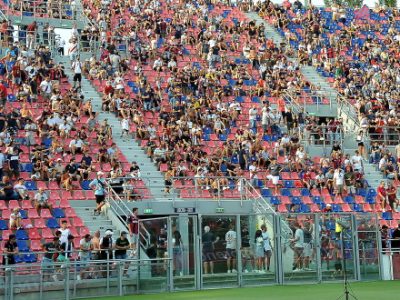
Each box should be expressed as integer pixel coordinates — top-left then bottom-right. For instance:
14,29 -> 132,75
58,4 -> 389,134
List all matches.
4,240 -> 17,262
115,237 -> 130,256
157,234 -> 167,250
241,230 -> 250,247
202,232 -> 215,251
65,164 -> 78,174
392,228 -> 400,249
44,242 -> 59,259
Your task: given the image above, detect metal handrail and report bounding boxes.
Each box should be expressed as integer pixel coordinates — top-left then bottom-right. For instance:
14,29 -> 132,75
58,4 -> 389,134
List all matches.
3,0 -> 82,21
104,181 -> 151,249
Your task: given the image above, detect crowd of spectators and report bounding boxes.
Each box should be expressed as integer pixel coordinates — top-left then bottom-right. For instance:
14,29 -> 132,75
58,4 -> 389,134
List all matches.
257,1 -> 400,146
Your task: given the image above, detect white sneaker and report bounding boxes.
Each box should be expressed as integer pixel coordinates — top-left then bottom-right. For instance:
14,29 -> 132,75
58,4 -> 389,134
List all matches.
293,269 -> 301,273
52,274 -> 58,281
232,269 -> 237,273
77,275 -> 81,281
244,269 -> 249,273
227,270 -> 231,273
259,269 -> 266,273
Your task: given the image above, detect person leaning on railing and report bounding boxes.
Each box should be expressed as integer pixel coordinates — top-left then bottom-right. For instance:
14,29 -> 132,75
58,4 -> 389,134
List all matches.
392,223 -> 400,253
2,234 -> 18,265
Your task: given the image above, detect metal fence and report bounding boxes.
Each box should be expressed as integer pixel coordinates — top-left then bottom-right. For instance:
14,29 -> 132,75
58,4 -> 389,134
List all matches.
0,212 -> 384,299
3,0 -> 83,21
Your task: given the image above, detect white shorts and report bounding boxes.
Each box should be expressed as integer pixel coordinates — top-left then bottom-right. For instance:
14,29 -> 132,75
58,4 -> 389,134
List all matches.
267,175 -> 279,185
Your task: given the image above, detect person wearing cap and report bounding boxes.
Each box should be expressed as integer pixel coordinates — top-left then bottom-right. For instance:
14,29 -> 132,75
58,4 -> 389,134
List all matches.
59,234 -> 75,262
3,234 -> 18,265
89,171 -> 107,215
100,229 -> 114,260
79,234 -> 93,280
322,203 -> 332,213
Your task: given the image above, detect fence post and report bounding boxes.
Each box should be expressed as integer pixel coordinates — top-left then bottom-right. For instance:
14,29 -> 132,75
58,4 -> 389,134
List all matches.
118,261 -> 123,296
63,263 -> 70,300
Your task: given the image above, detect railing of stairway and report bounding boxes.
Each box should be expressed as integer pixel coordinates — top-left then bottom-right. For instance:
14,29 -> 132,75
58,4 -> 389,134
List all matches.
104,180 -> 151,249
103,175 -> 293,240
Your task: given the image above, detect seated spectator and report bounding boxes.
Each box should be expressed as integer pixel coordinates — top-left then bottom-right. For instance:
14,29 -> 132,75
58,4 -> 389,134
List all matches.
0,175 -> 19,200
13,178 -> 29,200
34,188 -> 53,216
9,207 -> 22,229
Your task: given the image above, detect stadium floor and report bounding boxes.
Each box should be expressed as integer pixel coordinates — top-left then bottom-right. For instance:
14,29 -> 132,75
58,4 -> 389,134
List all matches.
87,280 -> 400,300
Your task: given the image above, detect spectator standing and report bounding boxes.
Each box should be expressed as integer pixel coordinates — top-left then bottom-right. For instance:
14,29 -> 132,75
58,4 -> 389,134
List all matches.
89,171 -> 106,215
115,231 -> 131,276
128,207 -> 140,254
59,219 -> 71,245
225,224 -> 237,273
241,225 -> 254,273
59,235 -> 75,263
72,57 -> 82,89
115,231 -> 130,260
255,229 -> 264,273
261,224 -> 272,272
172,230 -> 183,277
78,234 -> 93,280
202,225 -> 218,274
42,237 -> 60,281
3,234 -> 18,265
99,229 -> 114,260
291,222 -> 304,272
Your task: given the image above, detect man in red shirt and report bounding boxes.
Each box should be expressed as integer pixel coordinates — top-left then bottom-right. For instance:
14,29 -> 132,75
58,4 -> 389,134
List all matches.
128,207 -> 143,255
26,21 -> 37,49
386,182 -> 399,212
377,181 -> 387,212
0,80 -> 7,106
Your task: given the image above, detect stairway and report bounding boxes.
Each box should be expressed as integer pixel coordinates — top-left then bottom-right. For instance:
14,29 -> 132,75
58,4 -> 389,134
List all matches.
245,12 -> 337,117
69,200 -> 121,237
54,55 -> 170,200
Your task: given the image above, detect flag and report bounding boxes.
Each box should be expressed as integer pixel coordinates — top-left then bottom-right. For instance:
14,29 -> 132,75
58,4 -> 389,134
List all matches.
354,5 -> 370,20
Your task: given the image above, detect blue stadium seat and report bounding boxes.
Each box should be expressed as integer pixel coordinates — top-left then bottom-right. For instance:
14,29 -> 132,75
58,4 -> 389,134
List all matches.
47,218 -> 60,229
53,208 -> 65,219
17,240 -> 29,252
16,229 -> 28,240
0,220 -> 8,230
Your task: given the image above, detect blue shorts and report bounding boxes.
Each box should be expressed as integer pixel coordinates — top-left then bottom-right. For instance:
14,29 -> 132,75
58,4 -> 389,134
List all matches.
115,254 -> 127,260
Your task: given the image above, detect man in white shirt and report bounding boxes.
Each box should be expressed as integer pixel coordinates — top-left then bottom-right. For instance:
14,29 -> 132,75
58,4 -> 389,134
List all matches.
249,105 -> 258,129
40,76 -> 52,99
72,57 -> 82,89
333,167 -> 345,196
120,116 -> 130,138
225,224 -> 237,273
291,222 -> 304,272
351,150 -> 363,172
69,138 -> 83,154
59,220 -> 71,245
261,224 -> 272,272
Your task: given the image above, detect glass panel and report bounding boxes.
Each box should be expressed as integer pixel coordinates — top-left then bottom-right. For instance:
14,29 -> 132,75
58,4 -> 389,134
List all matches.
319,213 -> 355,282
356,213 -> 380,280
201,215 -> 238,288
282,213 -> 318,283
240,214 -> 277,286
171,216 -> 196,290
